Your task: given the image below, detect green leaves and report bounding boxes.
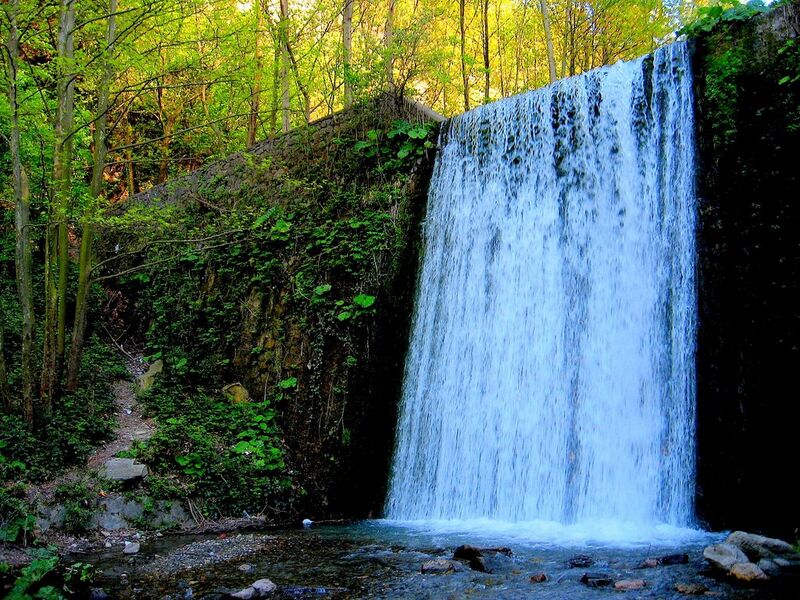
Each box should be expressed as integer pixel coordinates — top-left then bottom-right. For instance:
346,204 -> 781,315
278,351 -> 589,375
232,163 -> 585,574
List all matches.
313,283 -> 332,296
333,293 -> 377,322
678,0 -> 770,37
278,377 -> 297,389
352,120 -> 437,174
352,293 -> 375,308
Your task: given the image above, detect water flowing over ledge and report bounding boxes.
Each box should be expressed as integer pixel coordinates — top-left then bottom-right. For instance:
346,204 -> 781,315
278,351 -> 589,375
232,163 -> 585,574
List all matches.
386,42 -> 698,542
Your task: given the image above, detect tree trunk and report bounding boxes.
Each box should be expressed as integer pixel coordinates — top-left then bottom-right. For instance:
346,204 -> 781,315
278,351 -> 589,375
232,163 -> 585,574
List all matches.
124,114 -> 135,196
67,0 -> 117,391
55,0 -> 77,362
285,41 -> 310,123
384,0 -> 395,87
343,0 -> 353,107
248,0 -> 264,147
280,0 -> 290,132
157,112 -> 174,183
482,0 -> 490,104
4,0 -> 34,423
43,0 -> 77,409
539,0 -> 557,84
0,326 -> 12,411
460,0 -> 469,111
270,39 -> 280,134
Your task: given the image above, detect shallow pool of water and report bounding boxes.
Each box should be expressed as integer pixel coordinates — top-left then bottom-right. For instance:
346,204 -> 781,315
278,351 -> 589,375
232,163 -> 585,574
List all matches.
82,521 -> 796,599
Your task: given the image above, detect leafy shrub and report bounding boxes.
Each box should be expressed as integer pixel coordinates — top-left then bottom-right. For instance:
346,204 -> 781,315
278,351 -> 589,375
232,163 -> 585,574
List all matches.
0,335 -> 120,483
54,481 -> 95,533
137,384 -> 292,518
678,0 -> 770,37
0,484 -> 35,545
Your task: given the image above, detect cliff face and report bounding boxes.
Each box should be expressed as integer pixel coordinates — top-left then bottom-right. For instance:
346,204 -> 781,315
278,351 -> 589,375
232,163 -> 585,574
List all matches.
693,1 -> 800,537
124,94 -> 442,517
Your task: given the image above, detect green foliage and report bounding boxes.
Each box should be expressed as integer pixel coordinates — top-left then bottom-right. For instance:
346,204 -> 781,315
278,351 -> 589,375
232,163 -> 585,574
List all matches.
353,120 -> 436,173
678,0 -> 770,37
278,377 -> 298,389
0,485 -> 35,545
777,39 -> 800,103
136,384 -> 290,518
3,548 -> 61,600
62,562 -> 96,596
53,481 -> 95,534
0,336 -> 119,482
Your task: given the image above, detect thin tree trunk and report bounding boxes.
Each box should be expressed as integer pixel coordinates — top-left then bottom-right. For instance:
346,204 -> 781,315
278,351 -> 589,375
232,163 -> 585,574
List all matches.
280,0 -> 290,132
539,0 -> 557,83
0,326 -> 12,411
459,0 -> 469,111
43,0 -> 77,409
495,1 -> 505,97
67,0 -> 117,391
343,0 -> 353,107
514,2 -> 528,94
248,0 -> 264,147
285,42 -> 310,123
124,113 -> 135,196
4,0 -> 34,423
384,0 -> 395,88
270,39 -> 280,134
55,0 -> 77,362
41,223 -> 58,411
481,0 -> 489,104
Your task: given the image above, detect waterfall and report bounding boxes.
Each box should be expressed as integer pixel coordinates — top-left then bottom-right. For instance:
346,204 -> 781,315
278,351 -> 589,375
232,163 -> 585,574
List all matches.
386,42 -> 697,535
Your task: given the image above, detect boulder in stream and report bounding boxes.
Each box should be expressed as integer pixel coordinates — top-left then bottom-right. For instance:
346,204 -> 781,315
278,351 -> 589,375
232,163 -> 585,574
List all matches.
421,558 -> 459,574
123,541 -> 140,555
453,545 -> 486,572
703,543 -> 749,571
726,531 -> 797,561
569,554 -> 594,568
729,561 -> 769,582
614,578 -> 646,591
580,572 -> 613,587
229,579 -> 277,598
675,582 -> 708,595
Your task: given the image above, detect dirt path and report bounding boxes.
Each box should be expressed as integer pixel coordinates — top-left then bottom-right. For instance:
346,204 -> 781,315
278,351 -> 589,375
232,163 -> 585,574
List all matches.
86,379 -> 154,471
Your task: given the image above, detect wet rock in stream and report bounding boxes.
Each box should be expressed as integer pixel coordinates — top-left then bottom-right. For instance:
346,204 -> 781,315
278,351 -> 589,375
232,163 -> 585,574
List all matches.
229,578 -> 277,598
614,578 -> 647,591
569,554 -> 595,568
580,572 -> 614,587
675,581 -> 709,595
420,558 -> 461,574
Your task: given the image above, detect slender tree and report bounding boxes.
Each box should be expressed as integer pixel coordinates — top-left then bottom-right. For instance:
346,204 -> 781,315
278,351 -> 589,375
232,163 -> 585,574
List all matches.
280,0 -> 290,132
459,0 -> 469,111
3,0 -> 35,423
481,0 -> 489,103
342,0 -> 354,106
384,0 -> 395,87
248,0 -> 264,147
67,0 -> 118,391
539,0 -> 557,84
42,0 -> 77,409
0,325 -> 12,411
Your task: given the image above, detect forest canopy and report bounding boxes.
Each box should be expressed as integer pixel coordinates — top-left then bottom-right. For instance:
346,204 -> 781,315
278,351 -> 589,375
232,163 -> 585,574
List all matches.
0,0 -> 706,202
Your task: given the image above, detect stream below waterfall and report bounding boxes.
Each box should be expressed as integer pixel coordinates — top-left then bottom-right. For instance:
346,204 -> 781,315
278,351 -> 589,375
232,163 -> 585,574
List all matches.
76,523 -> 800,599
